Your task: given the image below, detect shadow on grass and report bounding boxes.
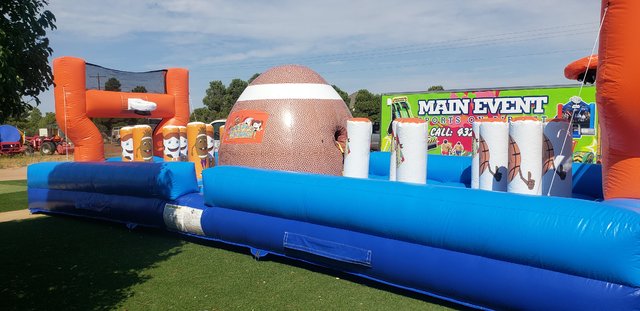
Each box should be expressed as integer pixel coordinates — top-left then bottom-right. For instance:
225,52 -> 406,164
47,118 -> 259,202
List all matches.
0,216 -> 184,311
181,235 -> 473,311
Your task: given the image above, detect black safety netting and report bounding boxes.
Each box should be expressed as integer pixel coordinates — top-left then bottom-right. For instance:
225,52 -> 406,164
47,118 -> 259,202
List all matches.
86,63 -> 167,94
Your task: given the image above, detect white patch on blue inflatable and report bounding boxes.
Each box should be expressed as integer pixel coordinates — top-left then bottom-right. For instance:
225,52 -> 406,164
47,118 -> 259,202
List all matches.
163,203 -> 204,235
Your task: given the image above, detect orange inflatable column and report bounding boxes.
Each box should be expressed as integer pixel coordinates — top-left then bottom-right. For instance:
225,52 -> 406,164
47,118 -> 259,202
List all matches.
162,126 -> 181,161
153,68 -> 190,157
119,126 -> 134,161
187,122 -> 208,178
597,0 -> 640,199
53,57 -> 104,161
133,125 -> 154,162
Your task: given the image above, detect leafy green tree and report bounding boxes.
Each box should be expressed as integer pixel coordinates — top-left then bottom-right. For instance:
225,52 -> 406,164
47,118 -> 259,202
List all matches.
28,107 -> 43,133
39,112 -> 57,129
201,75 -> 255,120
104,78 -> 121,91
332,85 -> 350,106
190,107 -> 216,122
0,0 -> 56,123
352,89 -> 381,124
5,114 -> 29,135
248,73 -> 260,84
427,85 -> 445,92
226,78 -> 248,104
203,80 -> 227,117
131,86 -> 147,93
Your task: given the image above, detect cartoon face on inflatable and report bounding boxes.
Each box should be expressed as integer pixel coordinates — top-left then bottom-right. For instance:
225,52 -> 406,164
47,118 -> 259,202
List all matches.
121,132 -> 133,161
179,126 -> 188,158
206,124 -> 215,158
218,64 -> 352,175
163,130 -> 181,160
140,137 -> 153,161
194,130 -> 209,159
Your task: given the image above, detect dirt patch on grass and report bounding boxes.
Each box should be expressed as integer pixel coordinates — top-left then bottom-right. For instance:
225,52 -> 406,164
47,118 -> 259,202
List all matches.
0,154 -> 71,169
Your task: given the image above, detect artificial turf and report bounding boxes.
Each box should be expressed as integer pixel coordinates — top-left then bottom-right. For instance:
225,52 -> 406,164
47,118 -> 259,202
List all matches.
0,181 -> 466,311
0,180 -> 28,213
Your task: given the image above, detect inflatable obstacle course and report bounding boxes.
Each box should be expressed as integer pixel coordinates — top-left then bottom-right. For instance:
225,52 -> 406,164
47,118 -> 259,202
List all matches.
27,154 -> 640,310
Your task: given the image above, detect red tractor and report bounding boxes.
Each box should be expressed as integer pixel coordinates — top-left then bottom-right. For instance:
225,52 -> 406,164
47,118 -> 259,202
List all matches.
23,126 -> 73,156
24,134 -> 74,155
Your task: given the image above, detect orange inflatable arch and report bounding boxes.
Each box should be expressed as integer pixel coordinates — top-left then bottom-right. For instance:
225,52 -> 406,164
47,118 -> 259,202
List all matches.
53,57 -> 190,161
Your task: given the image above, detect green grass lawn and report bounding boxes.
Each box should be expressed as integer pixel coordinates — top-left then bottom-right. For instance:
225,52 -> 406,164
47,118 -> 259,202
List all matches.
0,180 -> 28,213
0,182 -> 466,310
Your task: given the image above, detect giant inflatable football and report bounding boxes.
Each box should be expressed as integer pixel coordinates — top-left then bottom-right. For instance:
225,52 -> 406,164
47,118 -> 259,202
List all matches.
218,65 -> 352,175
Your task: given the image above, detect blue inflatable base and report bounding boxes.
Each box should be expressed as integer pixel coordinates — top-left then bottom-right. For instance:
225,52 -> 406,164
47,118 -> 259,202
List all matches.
25,157 -> 640,310
28,189 -> 640,311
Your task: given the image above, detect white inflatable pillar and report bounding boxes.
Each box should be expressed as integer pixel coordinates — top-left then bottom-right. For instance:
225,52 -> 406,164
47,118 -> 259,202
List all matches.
389,120 -> 399,181
478,119 -> 508,191
543,119 -> 573,197
395,118 -> 428,184
471,121 -> 480,189
507,117 -> 542,195
343,118 -> 372,178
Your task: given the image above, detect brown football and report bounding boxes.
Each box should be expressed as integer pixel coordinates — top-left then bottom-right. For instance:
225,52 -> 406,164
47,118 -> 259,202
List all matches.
218,64 -> 352,175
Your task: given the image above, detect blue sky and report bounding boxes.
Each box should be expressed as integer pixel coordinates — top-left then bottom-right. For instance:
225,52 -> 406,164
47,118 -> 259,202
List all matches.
38,0 -> 601,113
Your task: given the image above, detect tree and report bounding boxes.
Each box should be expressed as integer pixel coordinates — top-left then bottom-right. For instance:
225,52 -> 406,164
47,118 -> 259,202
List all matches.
5,107 -> 52,135
39,112 -> 57,129
28,107 -> 43,132
201,75 -> 254,120
428,85 -> 445,92
332,85 -> 350,106
203,80 -> 227,116
190,107 -> 216,122
248,73 -> 260,84
104,77 -> 121,91
131,85 -> 147,93
0,0 -> 56,123
226,78 -> 248,104
352,89 -> 381,124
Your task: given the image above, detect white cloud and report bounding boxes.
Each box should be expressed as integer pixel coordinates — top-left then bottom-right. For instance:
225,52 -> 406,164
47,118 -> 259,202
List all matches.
38,0 -> 602,112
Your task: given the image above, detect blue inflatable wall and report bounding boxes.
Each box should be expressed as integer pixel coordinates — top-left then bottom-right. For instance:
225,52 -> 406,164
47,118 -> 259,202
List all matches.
26,154 -> 640,310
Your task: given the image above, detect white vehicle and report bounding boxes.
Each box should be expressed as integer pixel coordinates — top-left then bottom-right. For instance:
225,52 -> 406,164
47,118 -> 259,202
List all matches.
209,119 -> 226,152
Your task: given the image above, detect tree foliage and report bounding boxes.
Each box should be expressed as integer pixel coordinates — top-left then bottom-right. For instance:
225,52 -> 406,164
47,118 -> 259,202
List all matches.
427,85 -> 444,91
131,85 -> 147,93
190,107 -> 216,122
201,74 -> 256,121
332,85 -> 350,106
199,74 -> 381,125
104,77 -> 121,91
5,107 -> 58,136
0,0 -> 56,123
352,89 -> 381,124
248,73 -> 260,84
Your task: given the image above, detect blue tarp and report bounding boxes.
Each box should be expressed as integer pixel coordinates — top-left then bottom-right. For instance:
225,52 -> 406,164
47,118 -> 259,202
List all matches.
0,125 -> 21,143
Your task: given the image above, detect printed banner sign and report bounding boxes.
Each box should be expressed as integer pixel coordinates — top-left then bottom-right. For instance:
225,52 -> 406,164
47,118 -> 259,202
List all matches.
380,85 -> 598,163
222,110 -> 269,144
